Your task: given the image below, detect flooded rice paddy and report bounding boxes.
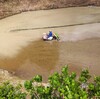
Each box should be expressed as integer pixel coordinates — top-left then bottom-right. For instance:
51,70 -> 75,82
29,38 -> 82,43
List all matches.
0,7 -> 100,82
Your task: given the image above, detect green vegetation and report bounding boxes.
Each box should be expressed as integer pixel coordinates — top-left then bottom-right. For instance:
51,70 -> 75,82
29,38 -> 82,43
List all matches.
0,66 -> 100,99
0,81 -> 26,99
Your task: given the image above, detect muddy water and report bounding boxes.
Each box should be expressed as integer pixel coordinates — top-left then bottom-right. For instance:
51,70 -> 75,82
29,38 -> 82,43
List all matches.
0,40 -> 59,81
0,7 -> 100,82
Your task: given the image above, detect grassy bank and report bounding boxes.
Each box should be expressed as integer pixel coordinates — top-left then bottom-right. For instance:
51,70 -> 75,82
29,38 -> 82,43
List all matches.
0,0 -> 100,19
0,66 -> 100,99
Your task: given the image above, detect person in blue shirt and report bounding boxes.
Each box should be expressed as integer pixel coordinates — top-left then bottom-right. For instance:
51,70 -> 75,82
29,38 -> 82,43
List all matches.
47,31 -> 53,40
42,31 -> 60,41
48,31 -> 53,37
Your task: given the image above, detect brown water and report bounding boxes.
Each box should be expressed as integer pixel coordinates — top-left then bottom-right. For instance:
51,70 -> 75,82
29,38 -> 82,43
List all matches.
0,38 -> 100,82
0,7 -> 100,82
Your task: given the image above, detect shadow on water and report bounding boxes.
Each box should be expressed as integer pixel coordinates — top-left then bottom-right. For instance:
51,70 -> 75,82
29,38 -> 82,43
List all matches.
0,40 -> 59,81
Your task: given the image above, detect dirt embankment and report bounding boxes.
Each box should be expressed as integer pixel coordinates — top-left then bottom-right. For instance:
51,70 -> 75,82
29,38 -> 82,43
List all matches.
0,0 -> 100,19
0,69 -> 24,84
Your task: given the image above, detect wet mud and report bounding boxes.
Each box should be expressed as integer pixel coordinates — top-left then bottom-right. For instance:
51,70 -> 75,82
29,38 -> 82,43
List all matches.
0,7 -> 100,82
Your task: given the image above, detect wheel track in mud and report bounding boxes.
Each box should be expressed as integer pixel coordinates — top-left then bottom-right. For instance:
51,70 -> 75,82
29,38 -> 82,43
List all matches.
10,20 -> 100,32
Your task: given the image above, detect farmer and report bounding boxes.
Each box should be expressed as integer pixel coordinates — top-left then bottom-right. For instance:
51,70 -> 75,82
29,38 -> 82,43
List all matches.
42,31 -> 60,41
47,31 -> 53,40
53,33 -> 60,41
42,33 -> 48,41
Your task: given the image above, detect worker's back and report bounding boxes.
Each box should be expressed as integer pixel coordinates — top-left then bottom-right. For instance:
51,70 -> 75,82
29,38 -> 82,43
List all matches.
48,31 -> 53,38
